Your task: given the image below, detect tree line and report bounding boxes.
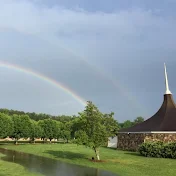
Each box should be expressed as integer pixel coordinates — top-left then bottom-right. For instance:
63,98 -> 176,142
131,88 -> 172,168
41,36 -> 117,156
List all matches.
119,116 -> 144,129
0,108 -> 74,122
0,102 -> 144,160
0,108 -> 144,129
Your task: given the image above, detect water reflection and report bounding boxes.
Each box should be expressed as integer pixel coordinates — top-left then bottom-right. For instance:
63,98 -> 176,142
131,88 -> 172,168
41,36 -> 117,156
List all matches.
0,148 -> 117,176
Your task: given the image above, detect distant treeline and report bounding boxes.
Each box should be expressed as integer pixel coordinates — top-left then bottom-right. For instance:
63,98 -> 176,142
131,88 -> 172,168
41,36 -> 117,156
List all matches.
0,108 -> 144,130
119,117 -> 144,129
0,108 -> 75,122
0,107 -> 119,144
0,108 -> 144,144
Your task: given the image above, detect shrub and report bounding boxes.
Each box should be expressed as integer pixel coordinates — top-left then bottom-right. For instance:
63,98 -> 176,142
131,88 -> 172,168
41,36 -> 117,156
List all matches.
138,141 -> 176,159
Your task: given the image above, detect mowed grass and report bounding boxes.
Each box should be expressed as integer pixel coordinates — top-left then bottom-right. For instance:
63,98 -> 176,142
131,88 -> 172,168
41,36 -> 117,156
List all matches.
1,143 -> 176,176
0,153 -> 42,176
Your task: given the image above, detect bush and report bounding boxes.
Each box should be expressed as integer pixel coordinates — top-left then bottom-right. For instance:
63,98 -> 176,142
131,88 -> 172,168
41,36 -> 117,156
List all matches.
138,141 -> 176,159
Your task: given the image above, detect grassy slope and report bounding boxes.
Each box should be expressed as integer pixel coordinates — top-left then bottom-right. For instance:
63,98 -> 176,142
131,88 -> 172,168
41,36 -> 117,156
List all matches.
1,143 -> 176,176
0,153 -> 42,176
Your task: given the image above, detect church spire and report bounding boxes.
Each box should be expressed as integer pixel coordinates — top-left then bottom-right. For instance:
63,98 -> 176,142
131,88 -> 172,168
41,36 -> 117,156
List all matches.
164,63 -> 172,94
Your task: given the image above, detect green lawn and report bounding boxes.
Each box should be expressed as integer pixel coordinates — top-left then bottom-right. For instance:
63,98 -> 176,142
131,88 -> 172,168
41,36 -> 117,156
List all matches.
1,143 -> 176,176
0,153 -> 42,176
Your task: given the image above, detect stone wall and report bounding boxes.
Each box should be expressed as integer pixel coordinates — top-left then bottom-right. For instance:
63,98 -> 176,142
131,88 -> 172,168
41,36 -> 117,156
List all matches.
117,133 -> 145,151
144,133 -> 176,143
117,133 -> 176,151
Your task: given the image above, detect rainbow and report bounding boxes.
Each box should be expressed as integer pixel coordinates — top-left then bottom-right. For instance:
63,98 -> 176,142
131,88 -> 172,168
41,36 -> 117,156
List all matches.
40,37 -> 147,115
0,61 -> 87,106
21,32 -> 146,115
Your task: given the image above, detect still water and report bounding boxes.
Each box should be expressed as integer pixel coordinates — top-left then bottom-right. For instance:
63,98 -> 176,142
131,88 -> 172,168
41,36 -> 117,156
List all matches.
0,148 -> 117,176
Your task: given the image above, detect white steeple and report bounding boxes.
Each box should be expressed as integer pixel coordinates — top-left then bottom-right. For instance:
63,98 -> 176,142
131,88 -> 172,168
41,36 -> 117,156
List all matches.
164,63 -> 172,95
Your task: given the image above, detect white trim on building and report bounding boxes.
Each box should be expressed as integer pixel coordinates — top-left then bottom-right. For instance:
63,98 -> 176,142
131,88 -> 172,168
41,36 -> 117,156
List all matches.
118,131 -> 176,134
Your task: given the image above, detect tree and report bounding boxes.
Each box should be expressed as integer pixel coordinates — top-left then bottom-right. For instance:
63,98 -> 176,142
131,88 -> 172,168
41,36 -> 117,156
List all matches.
0,109 -> 10,115
0,113 -> 14,138
11,114 -> 32,144
38,119 -> 59,143
133,116 -> 144,125
103,112 -> 119,137
70,117 -> 82,139
29,120 -> 42,143
55,121 -> 62,141
121,120 -> 134,129
55,115 -> 72,122
74,101 -> 111,161
60,121 -> 72,143
119,117 -> 144,129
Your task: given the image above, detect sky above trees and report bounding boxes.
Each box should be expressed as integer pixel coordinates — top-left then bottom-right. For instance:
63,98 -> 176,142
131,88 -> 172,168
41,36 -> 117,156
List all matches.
0,0 -> 176,121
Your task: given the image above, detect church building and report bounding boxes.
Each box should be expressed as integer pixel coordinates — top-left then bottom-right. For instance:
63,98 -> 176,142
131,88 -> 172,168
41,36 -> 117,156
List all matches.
117,63 -> 176,151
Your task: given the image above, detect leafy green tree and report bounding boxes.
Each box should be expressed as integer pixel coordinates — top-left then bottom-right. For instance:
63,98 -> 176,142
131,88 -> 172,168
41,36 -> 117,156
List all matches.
74,101 -> 111,160
37,120 -> 45,141
60,121 -> 72,143
38,119 -> 58,142
29,120 -> 42,143
55,121 -> 62,140
11,114 -> 32,144
103,112 -> 119,137
0,113 -> 14,138
121,120 -> 134,129
70,117 -> 82,139
61,130 -> 71,143
118,123 -> 123,129
133,116 -> 144,125
119,117 -> 144,129
0,109 -> 10,115
55,115 -> 72,122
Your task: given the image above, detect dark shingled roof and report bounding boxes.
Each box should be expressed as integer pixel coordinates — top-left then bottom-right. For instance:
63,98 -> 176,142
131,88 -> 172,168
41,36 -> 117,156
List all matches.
119,94 -> 176,132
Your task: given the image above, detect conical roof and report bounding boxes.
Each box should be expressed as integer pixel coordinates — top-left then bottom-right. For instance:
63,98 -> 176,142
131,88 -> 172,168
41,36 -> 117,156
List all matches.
119,94 -> 176,132
120,63 -> 176,132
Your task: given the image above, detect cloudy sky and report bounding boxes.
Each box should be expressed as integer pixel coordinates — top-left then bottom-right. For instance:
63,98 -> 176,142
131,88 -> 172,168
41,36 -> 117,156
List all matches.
0,0 -> 176,122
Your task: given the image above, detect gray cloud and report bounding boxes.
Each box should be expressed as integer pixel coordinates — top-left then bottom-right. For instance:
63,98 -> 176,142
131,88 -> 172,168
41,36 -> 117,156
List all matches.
0,0 -> 176,121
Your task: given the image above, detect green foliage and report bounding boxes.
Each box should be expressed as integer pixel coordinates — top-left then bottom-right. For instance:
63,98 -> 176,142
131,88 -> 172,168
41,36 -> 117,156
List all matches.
133,116 -> 144,125
61,130 -> 71,143
55,121 -> 62,139
121,120 -> 134,129
29,120 -> 42,142
74,130 -> 88,145
60,121 -> 72,143
0,103 -> 119,148
138,141 -> 176,159
103,112 -> 119,137
75,101 -> 108,146
38,119 -> 59,141
70,117 -> 82,139
11,114 -> 32,141
74,101 -> 117,160
119,116 -> 144,129
0,108 -> 73,122
0,113 -> 13,138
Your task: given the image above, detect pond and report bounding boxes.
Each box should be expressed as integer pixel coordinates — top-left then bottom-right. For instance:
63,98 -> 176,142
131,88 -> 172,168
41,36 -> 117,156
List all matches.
0,148 -> 117,176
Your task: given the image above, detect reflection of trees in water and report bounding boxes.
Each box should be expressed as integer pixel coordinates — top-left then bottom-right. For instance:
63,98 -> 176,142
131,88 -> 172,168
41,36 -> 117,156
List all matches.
0,149 -> 116,176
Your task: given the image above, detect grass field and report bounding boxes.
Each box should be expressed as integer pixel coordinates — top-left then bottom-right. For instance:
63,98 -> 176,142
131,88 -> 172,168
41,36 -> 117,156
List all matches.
0,153 -> 42,176
1,143 -> 176,176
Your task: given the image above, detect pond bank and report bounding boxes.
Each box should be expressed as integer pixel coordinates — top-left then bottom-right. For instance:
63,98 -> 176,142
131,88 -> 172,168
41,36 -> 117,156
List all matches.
1,143 -> 176,176
0,148 -> 116,176
0,153 -> 41,176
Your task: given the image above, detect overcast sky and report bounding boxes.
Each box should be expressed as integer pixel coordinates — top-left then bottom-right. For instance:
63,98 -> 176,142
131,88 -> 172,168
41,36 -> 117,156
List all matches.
0,0 -> 176,122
